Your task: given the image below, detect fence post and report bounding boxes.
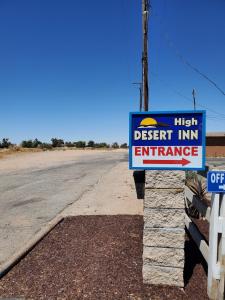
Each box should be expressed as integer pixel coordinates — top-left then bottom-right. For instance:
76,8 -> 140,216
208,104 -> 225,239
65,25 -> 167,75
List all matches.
217,193 -> 225,299
208,193 -> 220,299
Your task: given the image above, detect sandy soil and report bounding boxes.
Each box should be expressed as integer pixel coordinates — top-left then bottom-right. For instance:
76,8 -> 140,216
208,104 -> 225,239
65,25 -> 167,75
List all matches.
62,161 -> 143,216
0,149 -> 125,173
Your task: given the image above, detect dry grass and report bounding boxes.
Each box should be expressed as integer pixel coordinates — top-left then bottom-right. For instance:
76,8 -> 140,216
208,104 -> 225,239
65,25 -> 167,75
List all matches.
0,147 -> 119,160
0,147 -> 42,159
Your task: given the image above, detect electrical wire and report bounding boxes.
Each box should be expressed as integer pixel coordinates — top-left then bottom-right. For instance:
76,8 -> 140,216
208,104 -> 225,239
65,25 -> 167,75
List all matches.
162,33 -> 225,97
150,9 -> 225,98
151,72 -> 225,120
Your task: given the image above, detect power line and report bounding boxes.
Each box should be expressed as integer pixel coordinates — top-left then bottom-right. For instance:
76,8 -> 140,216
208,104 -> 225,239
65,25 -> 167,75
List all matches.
150,9 -> 225,98
163,33 -> 225,97
151,72 -> 225,119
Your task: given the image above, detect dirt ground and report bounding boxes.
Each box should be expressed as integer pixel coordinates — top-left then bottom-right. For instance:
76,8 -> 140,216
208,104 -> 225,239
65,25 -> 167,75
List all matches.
0,216 -> 208,300
0,148 -> 126,172
62,162 -> 143,216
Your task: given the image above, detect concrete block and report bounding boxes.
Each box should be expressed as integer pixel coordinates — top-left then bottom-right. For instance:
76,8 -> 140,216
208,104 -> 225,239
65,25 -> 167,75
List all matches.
145,188 -> 185,209
143,228 -> 185,248
143,264 -> 184,287
145,170 -> 185,189
144,208 -> 185,228
143,246 -> 184,268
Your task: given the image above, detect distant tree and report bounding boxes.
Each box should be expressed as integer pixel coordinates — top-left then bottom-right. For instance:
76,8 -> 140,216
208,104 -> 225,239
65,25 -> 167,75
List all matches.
0,138 -> 12,148
65,141 -> 76,147
51,138 -> 64,147
32,138 -> 42,148
87,140 -> 95,147
111,142 -> 119,149
120,143 -> 128,149
21,140 -> 33,148
21,139 -> 42,148
75,141 -> 86,148
95,142 -> 109,148
39,143 -> 53,150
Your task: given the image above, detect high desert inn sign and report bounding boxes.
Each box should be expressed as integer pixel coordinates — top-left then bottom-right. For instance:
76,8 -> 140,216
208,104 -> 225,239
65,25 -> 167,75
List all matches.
129,110 -> 206,170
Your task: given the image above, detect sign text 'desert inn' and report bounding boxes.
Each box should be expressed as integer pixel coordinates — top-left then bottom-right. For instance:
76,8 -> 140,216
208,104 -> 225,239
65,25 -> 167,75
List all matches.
129,111 -> 206,170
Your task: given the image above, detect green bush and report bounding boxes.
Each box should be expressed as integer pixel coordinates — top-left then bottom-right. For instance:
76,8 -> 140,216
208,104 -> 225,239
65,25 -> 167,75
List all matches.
32,138 -> 42,148
94,142 -> 109,148
111,142 -> 119,149
0,138 -> 12,148
75,141 -> 86,148
21,140 -> 34,148
39,143 -> 53,150
87,140 -> 95,147
21,139 -> 42,148
120,143 -> 128,149
65,142 -> 76,147
51,138 -> 64,147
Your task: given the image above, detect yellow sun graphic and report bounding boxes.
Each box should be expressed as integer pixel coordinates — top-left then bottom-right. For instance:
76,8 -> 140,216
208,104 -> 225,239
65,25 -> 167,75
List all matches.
139,118 -> 157,127
138,117 -> 169,128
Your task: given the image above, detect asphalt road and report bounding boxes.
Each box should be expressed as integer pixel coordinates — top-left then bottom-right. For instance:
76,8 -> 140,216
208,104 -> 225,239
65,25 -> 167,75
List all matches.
0,150 -> 128,266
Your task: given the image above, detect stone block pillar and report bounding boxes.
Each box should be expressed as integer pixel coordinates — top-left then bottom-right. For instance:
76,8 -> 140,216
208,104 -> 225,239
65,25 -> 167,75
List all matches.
143,170 -> 185,287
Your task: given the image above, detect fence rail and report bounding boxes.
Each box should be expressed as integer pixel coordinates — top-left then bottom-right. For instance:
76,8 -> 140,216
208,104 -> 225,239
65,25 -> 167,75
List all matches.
184,213 -> 209,263
185,185 -> 225,300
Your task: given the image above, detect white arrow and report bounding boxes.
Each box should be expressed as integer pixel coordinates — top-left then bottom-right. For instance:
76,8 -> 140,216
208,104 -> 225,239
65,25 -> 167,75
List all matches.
219,184 -> 225,190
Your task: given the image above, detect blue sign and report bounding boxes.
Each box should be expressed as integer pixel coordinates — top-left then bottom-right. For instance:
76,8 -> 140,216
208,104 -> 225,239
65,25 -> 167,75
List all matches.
129,110 -> 206,170
207,171 -> 225,193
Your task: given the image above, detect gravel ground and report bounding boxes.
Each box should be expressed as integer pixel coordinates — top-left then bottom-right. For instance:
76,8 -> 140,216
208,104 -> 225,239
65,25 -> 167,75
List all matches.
0,216 -> 209,300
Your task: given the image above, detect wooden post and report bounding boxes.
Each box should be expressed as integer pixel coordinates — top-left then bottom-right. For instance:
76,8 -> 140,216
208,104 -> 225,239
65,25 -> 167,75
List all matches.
142,0 -> 149,111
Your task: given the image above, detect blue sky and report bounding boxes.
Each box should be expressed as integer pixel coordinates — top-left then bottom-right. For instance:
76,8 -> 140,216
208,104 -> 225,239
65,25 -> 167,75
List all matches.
0,0 -> 225,144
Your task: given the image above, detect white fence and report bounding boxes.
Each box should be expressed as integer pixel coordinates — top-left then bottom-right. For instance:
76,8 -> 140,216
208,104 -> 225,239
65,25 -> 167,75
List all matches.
185,185 -> 225,299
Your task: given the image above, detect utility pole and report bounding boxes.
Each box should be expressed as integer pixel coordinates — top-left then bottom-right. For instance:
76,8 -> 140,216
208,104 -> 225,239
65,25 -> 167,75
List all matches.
142,0 -> 149,111
132,82 -> 142,111
192,88 -> 196,110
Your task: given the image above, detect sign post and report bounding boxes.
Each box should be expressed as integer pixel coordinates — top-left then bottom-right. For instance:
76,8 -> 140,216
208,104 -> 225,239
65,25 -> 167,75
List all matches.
129,110 -> 206,170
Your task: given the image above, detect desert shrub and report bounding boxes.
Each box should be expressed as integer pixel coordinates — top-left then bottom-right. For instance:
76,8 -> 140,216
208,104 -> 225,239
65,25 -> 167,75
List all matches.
39,143 -> 53,150
21,139 -> 42,148
111,142 -> 119,149
65,141 -> 76,147
21,140 -> 34,148
0,138 -> 12,148
87,140 -> 95,147
51,138 -> 64,147
32,138 -> 42,148
94,142 -> 109,148
75,141 -> 86,148
120,143 -> 128,149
